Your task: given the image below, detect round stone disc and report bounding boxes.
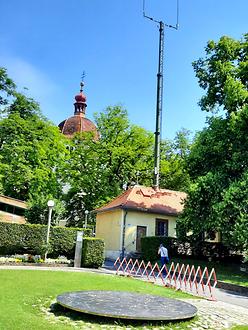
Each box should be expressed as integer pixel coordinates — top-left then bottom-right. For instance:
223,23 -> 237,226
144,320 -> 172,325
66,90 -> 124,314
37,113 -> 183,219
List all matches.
57,290 -> 197,320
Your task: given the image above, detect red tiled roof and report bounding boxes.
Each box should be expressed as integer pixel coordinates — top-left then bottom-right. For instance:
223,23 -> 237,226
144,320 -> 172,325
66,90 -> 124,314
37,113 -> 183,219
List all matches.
95,186 -> 187,216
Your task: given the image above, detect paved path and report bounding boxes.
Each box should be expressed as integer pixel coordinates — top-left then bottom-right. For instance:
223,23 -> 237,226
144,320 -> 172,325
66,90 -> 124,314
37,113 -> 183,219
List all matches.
214,286 -> 248,309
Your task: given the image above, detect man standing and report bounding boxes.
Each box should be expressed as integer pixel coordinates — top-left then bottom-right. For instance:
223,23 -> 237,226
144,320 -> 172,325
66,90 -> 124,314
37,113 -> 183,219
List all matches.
158,244 -> 169,275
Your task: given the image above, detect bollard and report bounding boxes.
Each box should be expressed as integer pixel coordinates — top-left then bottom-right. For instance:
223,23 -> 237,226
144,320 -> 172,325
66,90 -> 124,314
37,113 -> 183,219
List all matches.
74,231 -> 84,268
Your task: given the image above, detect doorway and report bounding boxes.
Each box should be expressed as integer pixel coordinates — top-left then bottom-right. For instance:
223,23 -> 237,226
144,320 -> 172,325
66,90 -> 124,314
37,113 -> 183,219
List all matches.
136,226 -> 147,252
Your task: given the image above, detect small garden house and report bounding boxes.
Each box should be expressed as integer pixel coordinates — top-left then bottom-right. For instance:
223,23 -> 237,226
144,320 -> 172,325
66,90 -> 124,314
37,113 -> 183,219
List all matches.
95,185 -> 186,260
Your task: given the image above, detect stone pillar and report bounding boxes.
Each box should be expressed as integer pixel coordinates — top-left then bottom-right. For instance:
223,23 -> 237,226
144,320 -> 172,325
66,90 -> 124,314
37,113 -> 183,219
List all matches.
74,231 -> 84,268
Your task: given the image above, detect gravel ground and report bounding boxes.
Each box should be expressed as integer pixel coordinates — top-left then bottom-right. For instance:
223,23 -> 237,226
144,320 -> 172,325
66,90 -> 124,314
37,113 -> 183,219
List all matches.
181,298 -> 248,329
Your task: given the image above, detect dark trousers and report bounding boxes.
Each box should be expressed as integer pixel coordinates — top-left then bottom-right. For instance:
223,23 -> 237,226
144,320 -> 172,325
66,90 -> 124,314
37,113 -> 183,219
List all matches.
161,256 -> 167,275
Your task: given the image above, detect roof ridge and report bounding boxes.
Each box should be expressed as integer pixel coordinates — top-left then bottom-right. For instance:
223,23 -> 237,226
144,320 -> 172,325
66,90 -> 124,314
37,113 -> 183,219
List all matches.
96,187 -> 134,211
95,185 -> 187,214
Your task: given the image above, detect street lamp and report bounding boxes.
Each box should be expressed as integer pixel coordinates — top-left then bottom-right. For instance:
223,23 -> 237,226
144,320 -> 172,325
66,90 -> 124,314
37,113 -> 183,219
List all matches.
84,210 -> 89,228
45,200 -> 55,261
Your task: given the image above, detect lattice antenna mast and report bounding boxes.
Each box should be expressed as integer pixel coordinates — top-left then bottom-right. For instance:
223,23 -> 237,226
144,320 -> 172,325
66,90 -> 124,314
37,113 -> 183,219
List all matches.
143,0 -> 179,189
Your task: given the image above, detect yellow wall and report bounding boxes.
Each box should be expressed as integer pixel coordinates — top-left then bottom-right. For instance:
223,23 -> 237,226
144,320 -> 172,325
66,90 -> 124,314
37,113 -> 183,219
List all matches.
96,209 -> 123,251
96,208 -> 177,258
124,211 -> 176,253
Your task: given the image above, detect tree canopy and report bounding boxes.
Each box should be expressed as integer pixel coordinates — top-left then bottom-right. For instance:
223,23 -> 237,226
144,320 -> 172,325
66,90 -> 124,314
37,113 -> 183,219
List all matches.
0,67 -> 16,106
178,34 -> 248,252
0,67 -> 69,223
193,34 -> 248,115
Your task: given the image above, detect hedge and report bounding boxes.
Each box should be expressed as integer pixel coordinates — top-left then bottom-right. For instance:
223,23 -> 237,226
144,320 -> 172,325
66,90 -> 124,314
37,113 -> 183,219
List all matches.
141,236 -> 177,262
0,222 -> 92,259
82,238 -> 105,268
141,236 -> 242,263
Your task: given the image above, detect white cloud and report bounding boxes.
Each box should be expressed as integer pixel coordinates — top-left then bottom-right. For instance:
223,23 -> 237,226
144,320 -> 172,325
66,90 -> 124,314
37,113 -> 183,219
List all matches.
0,54 -> 64,123
0,55 -> 58,100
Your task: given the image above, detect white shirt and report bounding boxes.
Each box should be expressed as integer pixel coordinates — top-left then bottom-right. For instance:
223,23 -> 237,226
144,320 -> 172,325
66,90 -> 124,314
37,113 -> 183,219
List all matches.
159,246 -> 168,257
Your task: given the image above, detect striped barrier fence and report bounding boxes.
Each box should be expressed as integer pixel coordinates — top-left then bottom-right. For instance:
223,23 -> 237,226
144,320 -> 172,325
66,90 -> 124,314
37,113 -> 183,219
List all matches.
114,257 -> 217,300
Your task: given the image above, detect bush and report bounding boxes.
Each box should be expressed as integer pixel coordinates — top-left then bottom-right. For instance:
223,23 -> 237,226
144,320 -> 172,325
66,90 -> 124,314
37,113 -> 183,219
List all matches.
141,236 -> 177,262
141,236 -> 243,263
0,222 -> 93,259
82,238 -> 104,268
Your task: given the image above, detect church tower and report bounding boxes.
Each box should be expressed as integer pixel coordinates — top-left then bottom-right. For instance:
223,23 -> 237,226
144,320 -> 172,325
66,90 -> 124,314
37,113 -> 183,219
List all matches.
58,82 -> 98,138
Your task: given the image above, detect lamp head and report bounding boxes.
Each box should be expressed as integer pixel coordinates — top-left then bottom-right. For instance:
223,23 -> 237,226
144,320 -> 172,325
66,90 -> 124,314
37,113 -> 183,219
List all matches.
47,200 -> 55,208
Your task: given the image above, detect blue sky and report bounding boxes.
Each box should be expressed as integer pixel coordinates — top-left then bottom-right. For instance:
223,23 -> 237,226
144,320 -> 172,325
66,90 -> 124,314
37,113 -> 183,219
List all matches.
0,0 -> 247,140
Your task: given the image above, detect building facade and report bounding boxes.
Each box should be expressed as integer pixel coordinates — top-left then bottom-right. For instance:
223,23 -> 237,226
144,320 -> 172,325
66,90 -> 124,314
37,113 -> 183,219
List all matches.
0,195 -> 27,224
95,185 -> 186,260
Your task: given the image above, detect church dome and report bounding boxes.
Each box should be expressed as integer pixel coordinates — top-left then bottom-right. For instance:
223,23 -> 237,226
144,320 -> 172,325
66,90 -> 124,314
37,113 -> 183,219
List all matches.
58,116 -> 98,138
58,81 -> 98,139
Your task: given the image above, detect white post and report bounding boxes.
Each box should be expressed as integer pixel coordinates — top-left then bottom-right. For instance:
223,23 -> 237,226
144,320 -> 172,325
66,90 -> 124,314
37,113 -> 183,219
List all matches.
74,231 -> 84,268
45,200 -> 55,262
84,210 -> 89,228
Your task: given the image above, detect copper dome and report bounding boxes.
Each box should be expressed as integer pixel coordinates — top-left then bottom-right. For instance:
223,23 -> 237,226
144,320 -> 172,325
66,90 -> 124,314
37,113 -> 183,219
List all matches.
59,116 -> 98,138
58,81 -> 98,139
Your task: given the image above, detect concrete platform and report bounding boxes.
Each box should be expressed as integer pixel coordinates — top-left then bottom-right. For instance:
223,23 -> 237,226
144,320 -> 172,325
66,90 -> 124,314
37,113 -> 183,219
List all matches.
57,290 -> 197,321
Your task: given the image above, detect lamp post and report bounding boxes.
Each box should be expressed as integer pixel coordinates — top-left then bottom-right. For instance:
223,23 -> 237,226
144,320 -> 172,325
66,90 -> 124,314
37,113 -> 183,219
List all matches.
45,200 -> 55,262
84,210 -> 89,228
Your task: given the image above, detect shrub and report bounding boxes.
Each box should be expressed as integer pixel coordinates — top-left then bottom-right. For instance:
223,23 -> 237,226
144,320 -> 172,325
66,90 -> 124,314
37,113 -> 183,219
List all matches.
141,236 -> 177,262
141,236 -> 243,263
82,238 -> 104,268
0,222 -> 92,259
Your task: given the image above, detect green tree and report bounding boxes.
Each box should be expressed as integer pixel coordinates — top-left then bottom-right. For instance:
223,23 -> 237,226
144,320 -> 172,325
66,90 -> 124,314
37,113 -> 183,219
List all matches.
0,67 -> 16,106
62,106 -> 155,217
178,34 -> 248,251
95,106 -> 154,190
160,129 -> 192,192
0,68 -> 68,223
193,34 -> 248,115
0,110 -> 67,201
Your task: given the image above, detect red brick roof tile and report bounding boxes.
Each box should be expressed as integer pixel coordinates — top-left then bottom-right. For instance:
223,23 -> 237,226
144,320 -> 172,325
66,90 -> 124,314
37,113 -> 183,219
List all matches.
95,185 -> 186,216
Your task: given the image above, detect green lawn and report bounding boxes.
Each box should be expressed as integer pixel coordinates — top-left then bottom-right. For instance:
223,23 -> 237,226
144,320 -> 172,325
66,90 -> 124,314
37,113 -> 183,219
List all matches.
168,257 -> 248,287
0,269 -> 196,330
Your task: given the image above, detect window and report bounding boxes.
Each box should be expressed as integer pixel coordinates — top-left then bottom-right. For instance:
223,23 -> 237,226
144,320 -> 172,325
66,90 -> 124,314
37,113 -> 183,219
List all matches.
155,219 -> 168,236
0,202 -> 25,216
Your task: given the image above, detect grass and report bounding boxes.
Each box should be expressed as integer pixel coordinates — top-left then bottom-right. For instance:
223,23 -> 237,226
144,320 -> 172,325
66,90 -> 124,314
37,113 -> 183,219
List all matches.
0,269 -> 196,330
231,326 -> 248,330
168,257 -> 248,287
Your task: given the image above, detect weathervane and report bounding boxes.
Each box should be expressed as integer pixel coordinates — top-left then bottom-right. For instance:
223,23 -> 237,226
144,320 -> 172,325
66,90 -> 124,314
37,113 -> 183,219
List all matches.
81,71 -> 86,82
143,0 -> 179,189
80,71 -> 86,92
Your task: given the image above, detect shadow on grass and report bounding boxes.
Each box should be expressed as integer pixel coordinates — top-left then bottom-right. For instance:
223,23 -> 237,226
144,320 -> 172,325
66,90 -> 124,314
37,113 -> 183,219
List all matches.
49,302 -> 197,329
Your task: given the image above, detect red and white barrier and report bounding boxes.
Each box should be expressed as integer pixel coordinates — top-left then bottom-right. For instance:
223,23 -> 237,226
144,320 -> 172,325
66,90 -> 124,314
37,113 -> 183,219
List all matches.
114,258 -> 218,300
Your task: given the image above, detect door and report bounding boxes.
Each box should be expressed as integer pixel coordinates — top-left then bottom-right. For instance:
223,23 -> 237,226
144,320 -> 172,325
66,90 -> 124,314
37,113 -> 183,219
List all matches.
136,226 -> 147,252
